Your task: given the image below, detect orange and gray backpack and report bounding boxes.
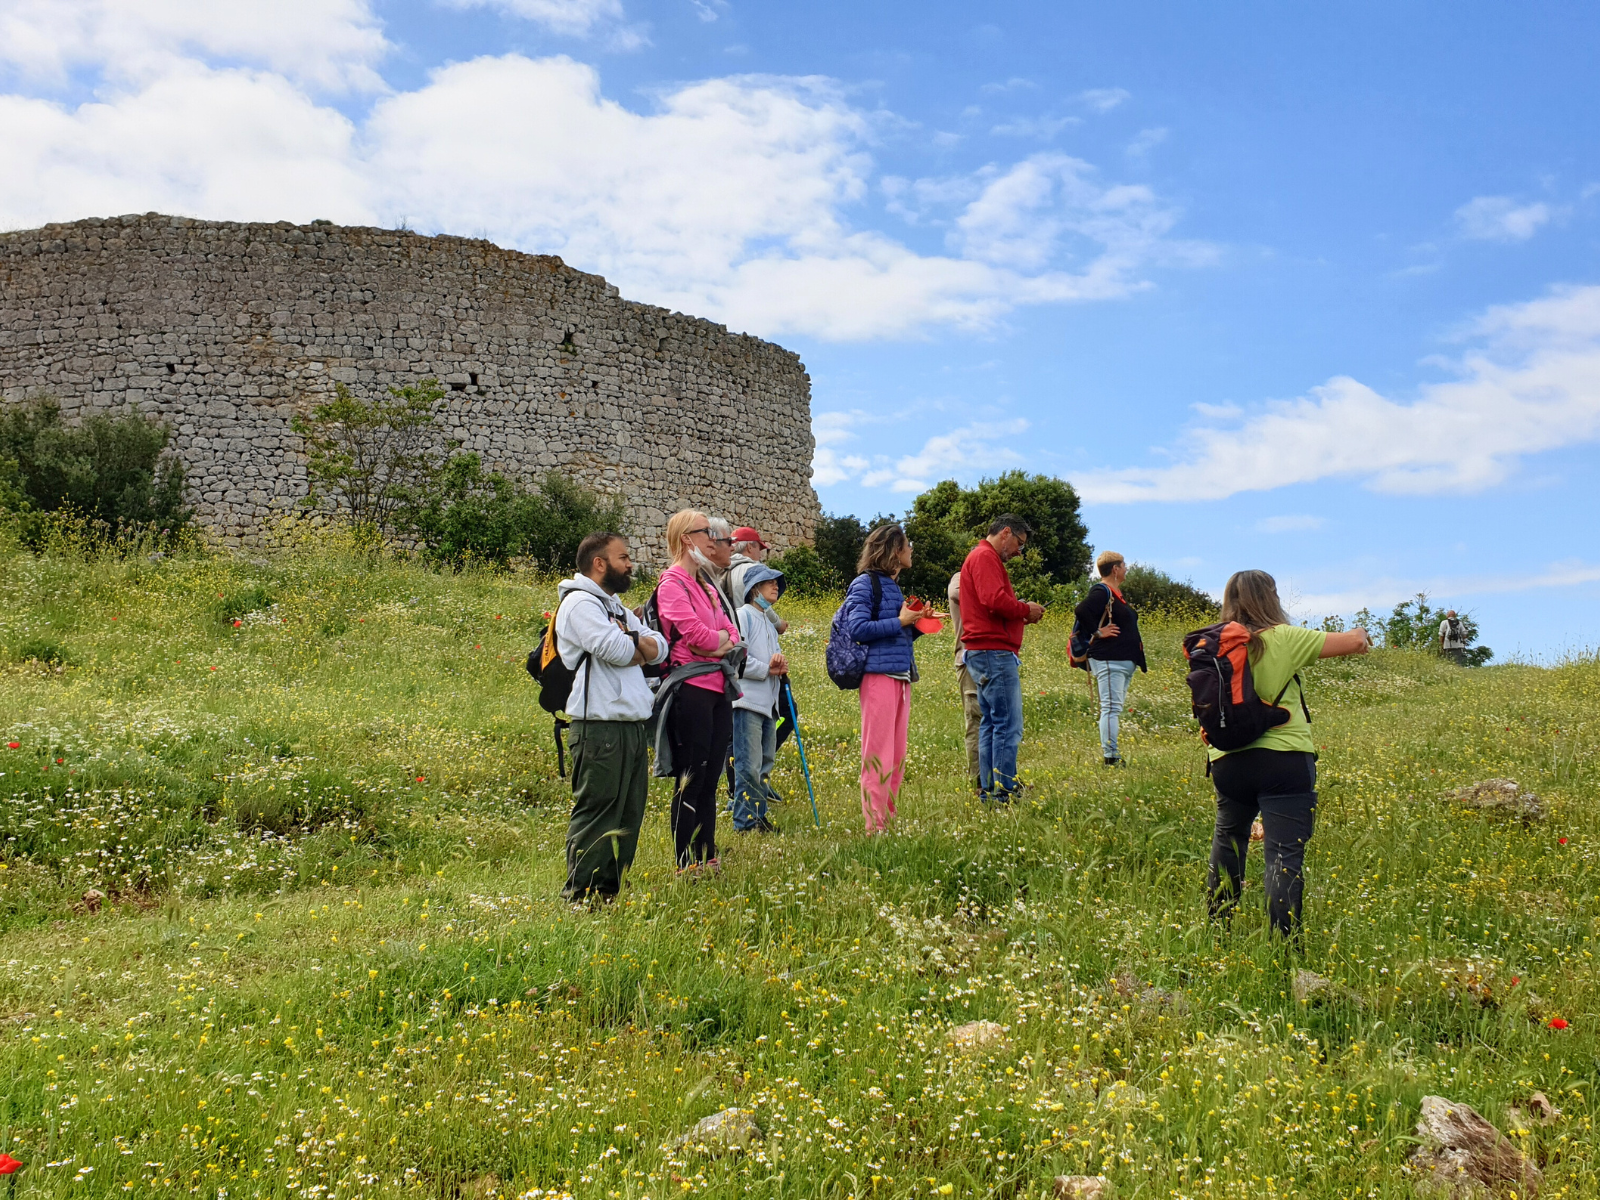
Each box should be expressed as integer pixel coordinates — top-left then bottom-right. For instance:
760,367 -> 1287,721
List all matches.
1182,622 -> 1309,754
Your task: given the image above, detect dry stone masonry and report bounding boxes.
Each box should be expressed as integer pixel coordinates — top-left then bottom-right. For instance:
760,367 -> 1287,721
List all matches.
0,214 -> 819,554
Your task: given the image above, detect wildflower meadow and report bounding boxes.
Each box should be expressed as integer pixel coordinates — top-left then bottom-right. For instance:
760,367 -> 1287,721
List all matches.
0,541 -> 1595,1199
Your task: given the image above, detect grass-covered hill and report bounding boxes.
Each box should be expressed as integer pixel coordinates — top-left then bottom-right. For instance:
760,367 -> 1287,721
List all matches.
1,542 -> 1595,1198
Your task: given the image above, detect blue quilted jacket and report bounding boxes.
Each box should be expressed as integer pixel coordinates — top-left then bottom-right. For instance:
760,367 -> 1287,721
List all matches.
841,571 -> 919,676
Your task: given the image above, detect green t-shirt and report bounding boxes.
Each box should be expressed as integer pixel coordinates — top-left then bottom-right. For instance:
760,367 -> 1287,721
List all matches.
1208,624 -> 1328,760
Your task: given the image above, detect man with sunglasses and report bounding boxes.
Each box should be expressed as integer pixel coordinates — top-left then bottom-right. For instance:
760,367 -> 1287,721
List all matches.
958,514 -> 1045,804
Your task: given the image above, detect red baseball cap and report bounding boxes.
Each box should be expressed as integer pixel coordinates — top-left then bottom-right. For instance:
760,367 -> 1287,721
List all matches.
731,526 -> 768,549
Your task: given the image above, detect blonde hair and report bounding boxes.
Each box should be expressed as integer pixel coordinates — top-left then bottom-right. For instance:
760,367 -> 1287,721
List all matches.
856,523 -> 908,577
1095,550 -> 1125,577
665,509 -> 707,560
1220,569 -> 1291,660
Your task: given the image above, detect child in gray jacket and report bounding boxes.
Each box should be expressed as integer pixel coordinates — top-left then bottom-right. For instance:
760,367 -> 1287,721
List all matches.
731,564 -> 787,833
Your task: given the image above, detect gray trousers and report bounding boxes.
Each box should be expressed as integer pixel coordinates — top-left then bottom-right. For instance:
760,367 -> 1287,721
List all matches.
563,719 -> 650,900
957,664 -> 981,785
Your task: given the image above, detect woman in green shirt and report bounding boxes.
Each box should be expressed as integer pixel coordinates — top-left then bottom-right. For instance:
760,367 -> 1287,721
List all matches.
1207,570 -> 1370,939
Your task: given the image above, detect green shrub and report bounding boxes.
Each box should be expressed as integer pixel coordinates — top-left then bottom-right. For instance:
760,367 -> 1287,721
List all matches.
395,453 -> 627,571
0,400 -> 191,537
214,584 -> 275,626
1121,564 -> 1218,619
766,544 -> 841,597
13,636 -> 68,665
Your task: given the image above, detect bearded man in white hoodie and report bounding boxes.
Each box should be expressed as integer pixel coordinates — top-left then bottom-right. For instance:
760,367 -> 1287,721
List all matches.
554,531 -> 669,902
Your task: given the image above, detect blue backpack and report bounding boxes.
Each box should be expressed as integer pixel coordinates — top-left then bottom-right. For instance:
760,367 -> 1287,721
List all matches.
825,573 -> 883,690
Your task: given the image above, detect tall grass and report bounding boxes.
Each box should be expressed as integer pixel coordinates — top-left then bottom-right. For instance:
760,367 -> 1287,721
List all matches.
0,539 -> 1595,1198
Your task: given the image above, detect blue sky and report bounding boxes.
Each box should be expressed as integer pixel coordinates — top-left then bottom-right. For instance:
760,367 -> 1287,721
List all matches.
4,1 -> 1600,657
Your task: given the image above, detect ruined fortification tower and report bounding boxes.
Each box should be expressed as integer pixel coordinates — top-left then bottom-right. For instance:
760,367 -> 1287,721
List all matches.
0,214 -> 819,554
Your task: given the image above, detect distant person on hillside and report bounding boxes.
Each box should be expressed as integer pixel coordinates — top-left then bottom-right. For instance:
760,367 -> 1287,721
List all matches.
731,564 -> 789,834
654,510 -> 743,875
958,515 -> 1046,803
1440,610 -> 1468,665
1074,551 -> 1147,766
553,531 -> 667,903
843,524 -> 943,832
947,570 -> 982,793
1206,569 -> 1369,941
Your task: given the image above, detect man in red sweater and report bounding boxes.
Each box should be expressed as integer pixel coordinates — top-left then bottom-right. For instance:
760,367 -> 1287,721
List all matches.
958,515 -> 1045,802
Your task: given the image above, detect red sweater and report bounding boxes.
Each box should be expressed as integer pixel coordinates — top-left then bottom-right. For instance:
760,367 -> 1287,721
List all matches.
958,540 -> 1031,652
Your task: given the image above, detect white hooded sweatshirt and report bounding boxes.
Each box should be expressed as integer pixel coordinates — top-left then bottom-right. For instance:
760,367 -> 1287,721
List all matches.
554,574 -> 668,722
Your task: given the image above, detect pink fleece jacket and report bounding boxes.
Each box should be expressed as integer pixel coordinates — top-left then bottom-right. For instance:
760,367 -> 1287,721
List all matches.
656,564 -> 740,693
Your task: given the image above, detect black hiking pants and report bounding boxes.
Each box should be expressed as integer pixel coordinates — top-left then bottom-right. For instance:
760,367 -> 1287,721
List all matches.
668,684 -> 731,869
1207,749 -> 1317,939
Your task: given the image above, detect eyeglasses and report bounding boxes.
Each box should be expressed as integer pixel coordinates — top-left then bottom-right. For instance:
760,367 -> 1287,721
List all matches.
685,527 -> 712,538
711,537 -> 735,546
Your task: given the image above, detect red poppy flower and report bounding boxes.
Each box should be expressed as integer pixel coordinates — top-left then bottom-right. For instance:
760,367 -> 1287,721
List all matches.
0,1153 -> 20,1174
1511,977 -> 1520,986
415,776 -> 426,783
55,758 -> 63,765
1549,1017 -> 1569,1030
110,616 -> 117,622
1559,837 -> 1569,845
495,614 -> 502,620
210,666 -> 217,671
233,619 -> 242,627
5,742 -> 17,750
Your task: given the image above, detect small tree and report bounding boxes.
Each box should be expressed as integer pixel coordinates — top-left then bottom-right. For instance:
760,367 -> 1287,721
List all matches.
766,544 -> 841,596
393,453 -> 627,571
292,379 -> 446,536
0,400 -> 190,535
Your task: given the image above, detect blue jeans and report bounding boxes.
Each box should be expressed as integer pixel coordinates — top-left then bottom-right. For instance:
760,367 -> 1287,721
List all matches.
967,650 -> 1023,797
731,707 -> 776,830
1090,658 -> 1138,759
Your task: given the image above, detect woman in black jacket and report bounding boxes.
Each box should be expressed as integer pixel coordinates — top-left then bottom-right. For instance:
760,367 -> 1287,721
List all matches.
1074,551 -> 1146,765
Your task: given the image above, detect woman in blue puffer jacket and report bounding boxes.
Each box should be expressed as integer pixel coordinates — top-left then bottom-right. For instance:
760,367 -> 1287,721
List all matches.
842,523 -> 944,832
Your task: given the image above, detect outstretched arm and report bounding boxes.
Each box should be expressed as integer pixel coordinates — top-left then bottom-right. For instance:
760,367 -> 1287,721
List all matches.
1321,629 -> 1370,658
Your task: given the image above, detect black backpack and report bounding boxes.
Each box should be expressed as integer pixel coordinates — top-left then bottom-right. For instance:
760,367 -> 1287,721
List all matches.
1182,621 -> 1309,755
525,607 -> 591,778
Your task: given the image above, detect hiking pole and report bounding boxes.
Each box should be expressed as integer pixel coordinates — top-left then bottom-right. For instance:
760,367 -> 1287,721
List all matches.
783,677 -> 820,827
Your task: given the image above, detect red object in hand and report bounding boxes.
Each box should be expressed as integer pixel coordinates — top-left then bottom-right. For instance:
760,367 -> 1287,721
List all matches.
914,617 -> 945,635
904,595 -> 925,610
1549,1017 -> 1569,1030
0,1153 -> 21,1174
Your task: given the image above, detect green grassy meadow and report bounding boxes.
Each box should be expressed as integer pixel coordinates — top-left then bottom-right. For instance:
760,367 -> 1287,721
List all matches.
1,540 -> 1596,1199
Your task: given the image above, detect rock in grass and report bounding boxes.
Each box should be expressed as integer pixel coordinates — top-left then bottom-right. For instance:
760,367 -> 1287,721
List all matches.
1109,972 -> 1186,1012
1293,969 -> 1363,1008
672,1108 -> 762,1154
1505,1091 -> 1562,1131
1053,1176 -> 1111,1200
1407,1095 -> 1540,1198
1447,779 -> 1546,822
82,889 -> 105,914
949,1020 -> 1008,1052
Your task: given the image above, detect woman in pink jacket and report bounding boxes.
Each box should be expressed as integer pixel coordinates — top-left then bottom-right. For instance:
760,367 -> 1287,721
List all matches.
655,509 -> 741,874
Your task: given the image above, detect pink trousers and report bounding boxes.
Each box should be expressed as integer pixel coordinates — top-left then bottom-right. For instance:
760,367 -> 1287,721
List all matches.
859,673 -> 911,832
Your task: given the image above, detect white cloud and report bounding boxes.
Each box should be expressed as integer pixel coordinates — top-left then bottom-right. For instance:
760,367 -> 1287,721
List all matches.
812,413 -> 1030,492
442,0 -> 644,44
1256,514 -> 1325,533
0,0 -> 388,92
990,114 -> 1080,139
1454,195 -> 1553,242
1074,285 -> 1600,503
1126,126 -> 1167,158
1078,87 -> 1129,112
1289,559 -> 1600,623
0,23 -> 1209,341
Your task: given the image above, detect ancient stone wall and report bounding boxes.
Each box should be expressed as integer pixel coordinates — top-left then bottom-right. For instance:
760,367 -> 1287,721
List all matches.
0,213 -> 818,556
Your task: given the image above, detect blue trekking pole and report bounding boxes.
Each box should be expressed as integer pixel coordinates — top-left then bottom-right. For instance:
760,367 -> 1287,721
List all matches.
782,677 -> 820,827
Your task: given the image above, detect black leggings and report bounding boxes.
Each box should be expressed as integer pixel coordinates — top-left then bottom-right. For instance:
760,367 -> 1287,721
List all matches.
668,684 -> 731,868
1207,749 -> 1317,939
